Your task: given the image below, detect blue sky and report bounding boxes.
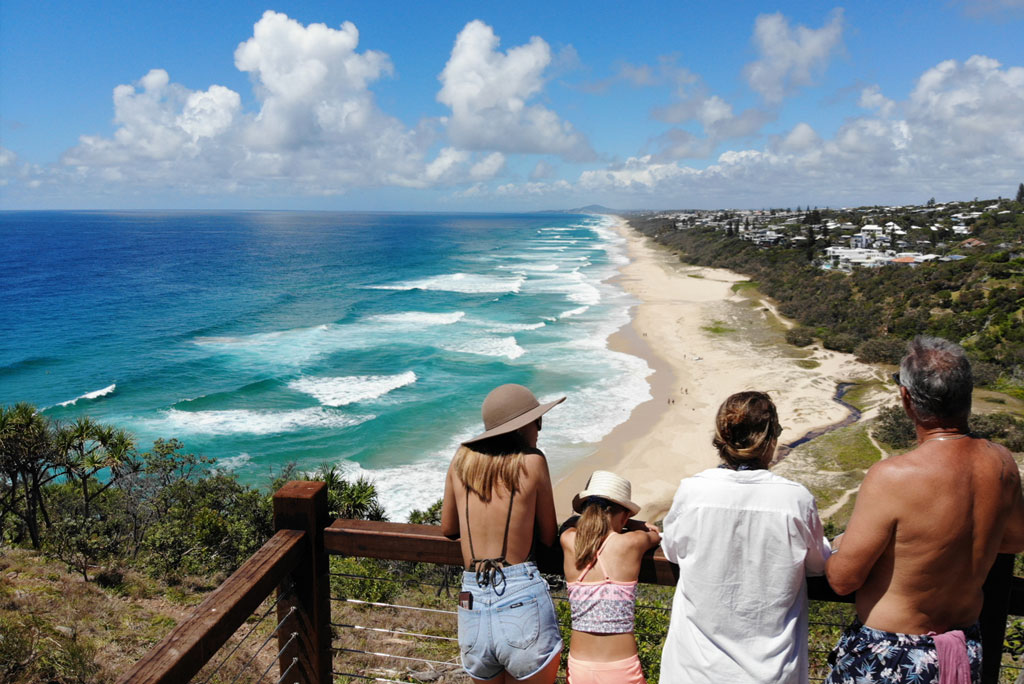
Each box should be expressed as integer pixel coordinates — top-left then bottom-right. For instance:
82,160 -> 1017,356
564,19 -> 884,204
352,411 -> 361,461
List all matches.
2,0 -> 1023,210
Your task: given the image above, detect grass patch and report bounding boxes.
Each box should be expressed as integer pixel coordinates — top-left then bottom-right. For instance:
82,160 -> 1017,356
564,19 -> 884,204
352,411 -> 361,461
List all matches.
687,273 -> 704,279
701,320 -> 735,334
796,359 -> 820,369
794,423 -> 882,473
832,424 -> 883,471
829,492 -> 859,531
841,379 -> 887,412
806,470 -> 865,513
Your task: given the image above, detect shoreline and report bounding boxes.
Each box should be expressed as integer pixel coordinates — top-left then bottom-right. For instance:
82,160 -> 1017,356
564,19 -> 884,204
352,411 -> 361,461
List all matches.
552,216 -> 885,521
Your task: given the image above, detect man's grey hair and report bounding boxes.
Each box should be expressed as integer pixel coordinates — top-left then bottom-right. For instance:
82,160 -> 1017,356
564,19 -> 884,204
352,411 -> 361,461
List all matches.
897,336 -> 973,421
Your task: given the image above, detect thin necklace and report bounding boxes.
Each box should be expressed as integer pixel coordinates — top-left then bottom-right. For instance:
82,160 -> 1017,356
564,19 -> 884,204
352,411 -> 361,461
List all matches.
921,432 -> 972,443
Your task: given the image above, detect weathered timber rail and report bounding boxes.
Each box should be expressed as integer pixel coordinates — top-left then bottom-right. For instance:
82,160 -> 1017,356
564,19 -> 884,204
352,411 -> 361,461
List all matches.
120,481 -> 1024,683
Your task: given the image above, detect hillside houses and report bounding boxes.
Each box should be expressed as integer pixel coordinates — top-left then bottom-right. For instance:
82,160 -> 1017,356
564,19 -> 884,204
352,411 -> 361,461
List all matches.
633,195 -> 1020,270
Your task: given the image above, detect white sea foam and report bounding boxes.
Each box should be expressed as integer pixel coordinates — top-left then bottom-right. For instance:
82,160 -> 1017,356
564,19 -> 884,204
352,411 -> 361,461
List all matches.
290,371 -> 417,407
369,272 -> 524,294
559,306 -> 590,319
144,407 -> 373,436
480,321 -> 547,333
497,263 -> 559,272
548,354 -> 652,445
334,455 -> 453,522
442,336 -> 525,360
215,452 -> 252,470
58,383 -> 116,407
193,324 -> 337,366
366,311 -> 465,326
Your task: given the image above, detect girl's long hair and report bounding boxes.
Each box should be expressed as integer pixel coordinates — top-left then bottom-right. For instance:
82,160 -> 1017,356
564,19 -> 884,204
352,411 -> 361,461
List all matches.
452,428 -> 532,502
574,497 -> 627,570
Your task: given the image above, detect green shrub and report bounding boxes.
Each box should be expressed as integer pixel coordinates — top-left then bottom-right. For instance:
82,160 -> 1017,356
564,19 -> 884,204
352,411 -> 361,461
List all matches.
330,556 -> 400,605
785,327 -> 815,347
854,337 -> 906,364
0,613 -> 100,684
872,406 -> 916,449
822,331 -> 859,354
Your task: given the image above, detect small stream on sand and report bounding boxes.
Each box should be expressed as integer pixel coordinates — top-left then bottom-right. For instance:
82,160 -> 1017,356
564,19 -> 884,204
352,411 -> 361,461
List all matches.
774,383 -> 862,462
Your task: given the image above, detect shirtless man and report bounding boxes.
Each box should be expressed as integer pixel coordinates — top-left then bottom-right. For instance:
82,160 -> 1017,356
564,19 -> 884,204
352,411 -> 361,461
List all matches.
826,336 -> 1024,683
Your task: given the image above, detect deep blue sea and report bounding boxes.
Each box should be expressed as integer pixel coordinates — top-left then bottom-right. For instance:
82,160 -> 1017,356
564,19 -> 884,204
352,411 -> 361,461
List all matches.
0,211 -> 649,519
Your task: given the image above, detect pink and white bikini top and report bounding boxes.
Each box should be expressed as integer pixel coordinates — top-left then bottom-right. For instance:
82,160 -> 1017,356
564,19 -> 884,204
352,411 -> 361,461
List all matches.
567,540 -> 638,634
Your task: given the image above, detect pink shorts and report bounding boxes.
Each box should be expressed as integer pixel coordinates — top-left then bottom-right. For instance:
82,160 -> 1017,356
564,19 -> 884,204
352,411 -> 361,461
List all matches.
567,653 -> 646,684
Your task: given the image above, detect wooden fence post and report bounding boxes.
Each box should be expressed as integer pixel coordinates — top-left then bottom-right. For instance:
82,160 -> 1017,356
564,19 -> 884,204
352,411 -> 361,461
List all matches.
980,553 -> 1014,684
273,481 -> 330,684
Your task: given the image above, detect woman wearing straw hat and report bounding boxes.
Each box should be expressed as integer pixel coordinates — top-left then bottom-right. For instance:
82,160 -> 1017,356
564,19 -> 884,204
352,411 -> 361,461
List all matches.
441,383 -> 565,683
659,391 -> 832,683
560,471 -> 661,684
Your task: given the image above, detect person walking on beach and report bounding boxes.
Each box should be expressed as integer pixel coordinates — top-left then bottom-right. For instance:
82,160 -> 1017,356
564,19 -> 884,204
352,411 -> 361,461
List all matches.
825,337 -> 1024,684
441,383 -> 564,683
659,391 -> 831,683
560,471 -> 661,684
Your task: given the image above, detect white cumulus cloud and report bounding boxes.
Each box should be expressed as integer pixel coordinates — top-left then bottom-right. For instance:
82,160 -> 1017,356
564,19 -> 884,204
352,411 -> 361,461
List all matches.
744,9 -> 844,103
53,12 -> 445,197
501,54 -> 1024,207
858,85 -> 896,117
437,20 -> 593,161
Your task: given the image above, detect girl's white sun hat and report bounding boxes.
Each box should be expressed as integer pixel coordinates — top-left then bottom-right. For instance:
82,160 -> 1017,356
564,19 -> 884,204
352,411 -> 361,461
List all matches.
572,470 -> 640,516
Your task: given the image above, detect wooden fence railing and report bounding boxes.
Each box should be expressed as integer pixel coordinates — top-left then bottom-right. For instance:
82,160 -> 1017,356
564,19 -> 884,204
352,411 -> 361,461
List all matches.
119,481 -> 1024,684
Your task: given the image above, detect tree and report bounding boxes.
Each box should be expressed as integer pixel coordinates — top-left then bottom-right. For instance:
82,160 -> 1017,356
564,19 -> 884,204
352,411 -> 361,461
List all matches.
1017,183 -> 1024,204
308,463 -> 388,522
927,197 -> 936,207
0,404 -> 62,548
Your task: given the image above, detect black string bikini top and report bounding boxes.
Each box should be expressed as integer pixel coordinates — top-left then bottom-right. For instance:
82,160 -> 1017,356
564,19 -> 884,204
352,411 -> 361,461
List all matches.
465,487 -> 515,591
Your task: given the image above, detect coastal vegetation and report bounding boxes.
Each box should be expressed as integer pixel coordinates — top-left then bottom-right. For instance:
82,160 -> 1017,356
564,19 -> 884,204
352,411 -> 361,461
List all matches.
627,194 -> 1024,398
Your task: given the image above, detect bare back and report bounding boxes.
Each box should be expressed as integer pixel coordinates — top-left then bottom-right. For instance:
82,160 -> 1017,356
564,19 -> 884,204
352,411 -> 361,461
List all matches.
829,437 -> 1024,633
441,451 -> 557,568
560,523 -> 661,661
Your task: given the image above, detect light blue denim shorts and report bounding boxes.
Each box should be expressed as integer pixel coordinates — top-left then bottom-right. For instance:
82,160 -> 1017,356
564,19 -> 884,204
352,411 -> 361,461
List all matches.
458,561 -> 563,680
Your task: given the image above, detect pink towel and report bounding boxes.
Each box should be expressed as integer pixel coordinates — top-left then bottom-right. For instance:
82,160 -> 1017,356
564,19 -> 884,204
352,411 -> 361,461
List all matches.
929,629 -> 970,684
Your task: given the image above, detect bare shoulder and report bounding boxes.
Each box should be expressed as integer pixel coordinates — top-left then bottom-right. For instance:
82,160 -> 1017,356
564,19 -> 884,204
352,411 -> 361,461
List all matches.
521,449 -> 550,471
982,439 -> 1021,486
863,451 -> 916,486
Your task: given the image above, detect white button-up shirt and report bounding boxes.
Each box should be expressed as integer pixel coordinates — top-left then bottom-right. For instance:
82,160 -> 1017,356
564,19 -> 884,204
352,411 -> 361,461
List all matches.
660,467 -> 832,684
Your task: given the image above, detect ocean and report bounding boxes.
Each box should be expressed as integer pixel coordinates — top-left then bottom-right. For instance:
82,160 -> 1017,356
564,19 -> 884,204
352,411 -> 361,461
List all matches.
0,211 -> 650,519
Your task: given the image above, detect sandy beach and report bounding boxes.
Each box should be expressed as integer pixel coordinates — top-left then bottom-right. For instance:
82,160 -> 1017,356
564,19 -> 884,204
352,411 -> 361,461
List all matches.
552,217 -> 885,521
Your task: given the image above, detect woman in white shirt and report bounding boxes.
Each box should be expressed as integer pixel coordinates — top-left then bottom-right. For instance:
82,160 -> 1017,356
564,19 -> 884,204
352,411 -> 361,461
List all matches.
659,391 -> 831,684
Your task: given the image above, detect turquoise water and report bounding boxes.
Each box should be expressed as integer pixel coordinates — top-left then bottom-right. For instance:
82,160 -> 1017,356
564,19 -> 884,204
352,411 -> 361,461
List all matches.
0,211 -> 650,519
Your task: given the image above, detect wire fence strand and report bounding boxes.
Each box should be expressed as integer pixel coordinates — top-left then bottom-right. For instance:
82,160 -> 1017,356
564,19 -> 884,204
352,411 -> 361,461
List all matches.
331,597 -> 458,616
199,590 -> 292,684
273,657 -> 299,684
332,622 -> 459,642
227,606 -> 297,684
332,646 -> 459,669
331,671 -> 421,683
254,632 -> 298,684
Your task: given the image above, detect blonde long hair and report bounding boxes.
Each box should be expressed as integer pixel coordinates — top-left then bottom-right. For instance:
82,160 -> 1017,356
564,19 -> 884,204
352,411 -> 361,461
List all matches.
452,430 -> 531,502
574,498 -> 627,570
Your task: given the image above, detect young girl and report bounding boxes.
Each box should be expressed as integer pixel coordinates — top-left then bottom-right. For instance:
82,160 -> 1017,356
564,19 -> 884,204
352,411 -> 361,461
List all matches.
560,471 -> 661,684
442,383 -> 565,683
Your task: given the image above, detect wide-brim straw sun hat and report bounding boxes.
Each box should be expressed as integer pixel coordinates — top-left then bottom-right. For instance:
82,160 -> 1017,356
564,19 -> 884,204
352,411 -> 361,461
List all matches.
572,470 -> 640,516
461,383 -> 565,445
